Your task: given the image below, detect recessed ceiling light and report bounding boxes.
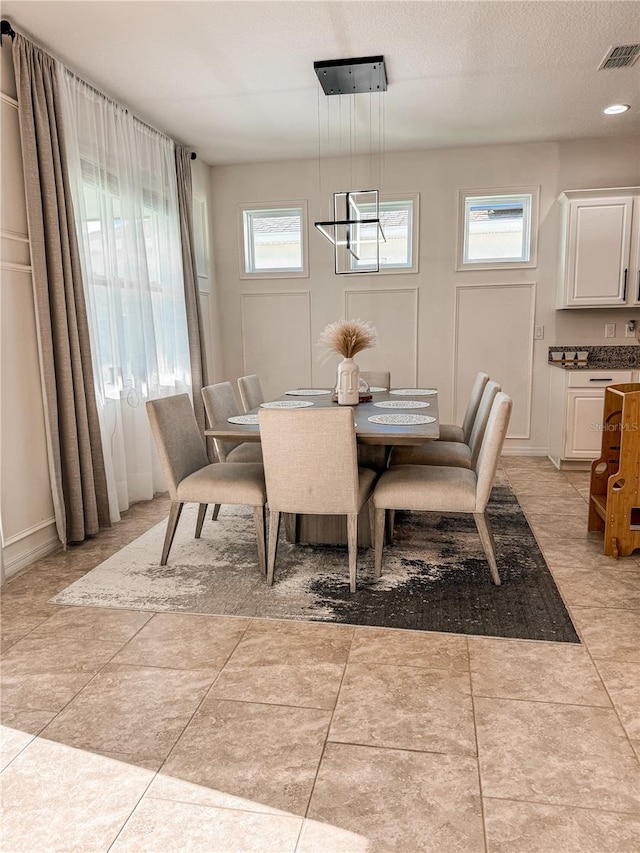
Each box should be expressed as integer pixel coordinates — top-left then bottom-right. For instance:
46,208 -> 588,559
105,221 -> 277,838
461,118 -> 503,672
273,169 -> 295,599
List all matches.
604,103 -> 631,114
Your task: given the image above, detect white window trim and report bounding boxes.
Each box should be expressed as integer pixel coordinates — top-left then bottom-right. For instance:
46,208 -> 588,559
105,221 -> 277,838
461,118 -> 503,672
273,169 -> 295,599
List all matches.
237,199 -> 309,280
456,185 -> 539,271
348,192 -> 420,275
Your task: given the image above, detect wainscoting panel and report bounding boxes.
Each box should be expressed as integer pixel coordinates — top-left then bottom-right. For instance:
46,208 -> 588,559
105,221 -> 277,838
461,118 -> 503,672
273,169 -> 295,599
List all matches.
241,291 -> 312,399
345,288 -> 418,387
1,266 -> 56,554
454,283 -> 535,439
1,95 -> 27,236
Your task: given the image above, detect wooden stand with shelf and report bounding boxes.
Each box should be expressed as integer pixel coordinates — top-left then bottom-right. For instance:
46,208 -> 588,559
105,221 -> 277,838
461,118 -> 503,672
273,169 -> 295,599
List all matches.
588,383 -> 640,557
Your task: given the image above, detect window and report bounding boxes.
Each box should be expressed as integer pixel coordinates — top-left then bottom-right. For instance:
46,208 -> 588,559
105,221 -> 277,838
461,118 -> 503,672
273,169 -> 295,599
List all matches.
239,201 -> 308,278
350,194 -> 419,273
458,187 -> 539,269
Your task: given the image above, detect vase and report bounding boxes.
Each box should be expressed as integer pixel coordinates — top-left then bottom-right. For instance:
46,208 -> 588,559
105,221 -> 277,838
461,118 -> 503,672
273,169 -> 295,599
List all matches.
337,357 -> 359,405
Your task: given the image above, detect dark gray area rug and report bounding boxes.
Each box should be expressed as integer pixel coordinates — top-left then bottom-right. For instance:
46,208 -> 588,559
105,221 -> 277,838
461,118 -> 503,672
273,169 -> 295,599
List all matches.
52,480 -> 579,643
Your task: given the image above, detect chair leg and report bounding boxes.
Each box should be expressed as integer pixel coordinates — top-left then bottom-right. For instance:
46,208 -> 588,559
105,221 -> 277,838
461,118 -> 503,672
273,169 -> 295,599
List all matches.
267,510 -> 281,586
374,508 -> 386,579
161,502 -> 183,566
367,499 -> 376,548
385,509 -> 396,544
195,504 -> 207,538
474,512 -> 501,585
347,513 -> 358,593
211,504 -> 221,521
253,505 -> 267,576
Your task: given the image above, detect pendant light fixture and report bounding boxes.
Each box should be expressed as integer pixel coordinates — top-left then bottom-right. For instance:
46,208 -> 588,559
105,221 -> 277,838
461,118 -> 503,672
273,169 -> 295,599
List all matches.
313,56 -> 388,275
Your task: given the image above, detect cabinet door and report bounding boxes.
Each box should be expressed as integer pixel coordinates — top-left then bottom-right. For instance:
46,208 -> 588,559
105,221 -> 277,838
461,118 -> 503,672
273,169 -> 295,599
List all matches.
565,390 -> 606,458
563,197 -> 633,307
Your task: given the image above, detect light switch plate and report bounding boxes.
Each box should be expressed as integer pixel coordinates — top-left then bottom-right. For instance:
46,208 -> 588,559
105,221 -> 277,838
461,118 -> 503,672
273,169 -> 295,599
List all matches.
605,323 -> 616,338
534,325 -> 544,340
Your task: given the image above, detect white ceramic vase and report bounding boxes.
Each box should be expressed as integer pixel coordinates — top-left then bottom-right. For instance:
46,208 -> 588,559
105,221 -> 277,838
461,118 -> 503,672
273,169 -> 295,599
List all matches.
337,357 -> 359,405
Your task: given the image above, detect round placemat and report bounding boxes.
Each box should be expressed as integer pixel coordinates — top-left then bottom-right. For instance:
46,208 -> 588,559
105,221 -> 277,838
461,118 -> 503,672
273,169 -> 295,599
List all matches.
227,414 -> 259,425
390,388 -> 437,396
368,414 -> 437,425
260,400 -> 314,408
285,389 -> 331,396
373,400 -> 430,409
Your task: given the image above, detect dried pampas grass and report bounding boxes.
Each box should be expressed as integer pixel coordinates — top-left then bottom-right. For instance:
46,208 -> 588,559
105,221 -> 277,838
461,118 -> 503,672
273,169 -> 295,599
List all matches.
318,318 -> 378,360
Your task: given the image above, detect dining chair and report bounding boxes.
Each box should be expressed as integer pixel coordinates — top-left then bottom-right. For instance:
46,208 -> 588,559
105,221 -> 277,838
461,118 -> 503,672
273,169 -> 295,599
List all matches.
238,374 -> 265,413
146,394 -> 267,572
389,379 -> 501,469
438,371 -> 489,443
259,407 -> 377,592
360,370 -> 391,390
373,392 -> 512,585
202,382 -> 263,463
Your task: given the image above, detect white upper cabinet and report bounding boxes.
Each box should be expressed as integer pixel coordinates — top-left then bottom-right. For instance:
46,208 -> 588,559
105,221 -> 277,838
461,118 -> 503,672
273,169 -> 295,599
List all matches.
557,188 -> 640,308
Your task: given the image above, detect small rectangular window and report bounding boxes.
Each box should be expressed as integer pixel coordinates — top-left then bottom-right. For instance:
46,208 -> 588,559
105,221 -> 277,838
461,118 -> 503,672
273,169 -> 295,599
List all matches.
458,187 -> 539,270
351,194 -> 419,273
238,201 -> 308,278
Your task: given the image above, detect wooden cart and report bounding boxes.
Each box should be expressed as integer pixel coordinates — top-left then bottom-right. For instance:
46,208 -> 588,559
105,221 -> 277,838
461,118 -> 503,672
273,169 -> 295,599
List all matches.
588,383 -> 640,558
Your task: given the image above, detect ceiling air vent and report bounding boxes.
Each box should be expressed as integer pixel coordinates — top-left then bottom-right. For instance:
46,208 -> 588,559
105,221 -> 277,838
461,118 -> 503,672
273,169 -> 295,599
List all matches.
598,44 -> 640,70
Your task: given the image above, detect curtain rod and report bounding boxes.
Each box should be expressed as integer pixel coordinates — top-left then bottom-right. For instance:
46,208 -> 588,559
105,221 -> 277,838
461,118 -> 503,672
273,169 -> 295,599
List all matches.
0,18 -> 197,160
1,19 -> 16,42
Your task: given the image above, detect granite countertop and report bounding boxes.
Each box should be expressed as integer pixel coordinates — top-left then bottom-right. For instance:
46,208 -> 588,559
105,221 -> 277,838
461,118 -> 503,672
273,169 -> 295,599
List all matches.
548,345 -> 640,370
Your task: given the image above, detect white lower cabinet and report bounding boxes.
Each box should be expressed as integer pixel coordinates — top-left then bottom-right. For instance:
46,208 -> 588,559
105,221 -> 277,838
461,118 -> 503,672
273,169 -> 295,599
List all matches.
548,368 -> 635,467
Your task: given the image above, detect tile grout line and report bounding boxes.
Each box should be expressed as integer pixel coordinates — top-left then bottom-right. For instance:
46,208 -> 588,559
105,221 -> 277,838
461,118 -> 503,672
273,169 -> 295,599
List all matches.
468,636 -> 490,853
293,627 -> 355,849
106,610 -> 255,852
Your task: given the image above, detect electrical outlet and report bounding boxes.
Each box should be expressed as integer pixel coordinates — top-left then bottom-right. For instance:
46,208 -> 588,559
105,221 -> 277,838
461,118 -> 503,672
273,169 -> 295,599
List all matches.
534,325 -> 545,340
626,320 -> 637,338
605,323 -> 616,338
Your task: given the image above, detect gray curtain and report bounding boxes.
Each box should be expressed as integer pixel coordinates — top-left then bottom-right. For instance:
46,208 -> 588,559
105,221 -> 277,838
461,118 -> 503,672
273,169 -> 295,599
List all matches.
13,34 -> 110,544
175,146 -> 209,435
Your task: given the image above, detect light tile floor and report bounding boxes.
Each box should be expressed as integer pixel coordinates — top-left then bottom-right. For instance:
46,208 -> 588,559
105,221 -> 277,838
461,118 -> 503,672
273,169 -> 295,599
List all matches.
1,458 -> 640,852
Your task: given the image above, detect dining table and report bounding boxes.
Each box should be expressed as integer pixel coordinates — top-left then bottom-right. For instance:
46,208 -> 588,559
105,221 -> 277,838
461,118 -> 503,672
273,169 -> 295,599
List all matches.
205,386 -> 440,547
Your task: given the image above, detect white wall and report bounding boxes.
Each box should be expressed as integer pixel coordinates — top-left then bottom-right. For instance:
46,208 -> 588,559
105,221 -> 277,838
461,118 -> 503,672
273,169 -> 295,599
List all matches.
209,136 -> 640,454
0,45 -> 57,580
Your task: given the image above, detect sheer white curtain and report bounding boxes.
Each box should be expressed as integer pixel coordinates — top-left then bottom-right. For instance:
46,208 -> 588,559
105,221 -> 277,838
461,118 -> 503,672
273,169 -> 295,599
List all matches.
58,70 -> 191,521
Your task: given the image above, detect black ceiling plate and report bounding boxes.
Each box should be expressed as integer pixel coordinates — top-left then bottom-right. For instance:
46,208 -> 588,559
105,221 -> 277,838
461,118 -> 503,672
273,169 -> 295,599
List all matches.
314,56 -> 387,96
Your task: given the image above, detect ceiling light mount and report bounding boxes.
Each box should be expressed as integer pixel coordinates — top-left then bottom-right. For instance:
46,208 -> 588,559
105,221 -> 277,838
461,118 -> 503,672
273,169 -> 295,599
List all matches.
314,56 -> 387,96
604,103 -> 631,115
313,56 -> 388,274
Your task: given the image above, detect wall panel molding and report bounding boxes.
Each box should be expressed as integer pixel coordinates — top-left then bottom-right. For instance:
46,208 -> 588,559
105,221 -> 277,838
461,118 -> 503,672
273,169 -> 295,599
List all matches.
344,288 -> 419,386
453,282 -> 536,440
240,291 -> 312,398
0,228 -> 29,243
0,261 -> 32,273
2,516 -> 56,548
0,92 -> 18,109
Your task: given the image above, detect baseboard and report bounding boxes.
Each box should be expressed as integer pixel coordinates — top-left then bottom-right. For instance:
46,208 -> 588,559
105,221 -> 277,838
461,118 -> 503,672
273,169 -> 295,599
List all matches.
1,521 -> 60,582
501,445 -> 549,456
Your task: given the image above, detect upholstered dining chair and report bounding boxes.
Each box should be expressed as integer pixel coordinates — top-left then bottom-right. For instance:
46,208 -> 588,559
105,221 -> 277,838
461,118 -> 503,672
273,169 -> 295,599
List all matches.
146,394 -> 267,572
259,407 -> 377,593
389,379 -> 501,470
238,374 -> 265,413
202,382 -> 263,463
373,392 -> 512,586
438,371 -> 489,443
360,370 -> 391,390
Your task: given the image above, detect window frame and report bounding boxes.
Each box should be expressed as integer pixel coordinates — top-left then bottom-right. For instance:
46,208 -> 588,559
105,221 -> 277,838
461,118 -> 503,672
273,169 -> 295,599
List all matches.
348,192 -> 420,274
237,200 -> 309,279
456,186 -> 539,271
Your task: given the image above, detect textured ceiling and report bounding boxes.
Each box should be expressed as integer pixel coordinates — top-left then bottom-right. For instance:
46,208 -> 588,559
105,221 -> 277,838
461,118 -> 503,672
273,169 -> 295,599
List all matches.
3,0 -> 640,165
